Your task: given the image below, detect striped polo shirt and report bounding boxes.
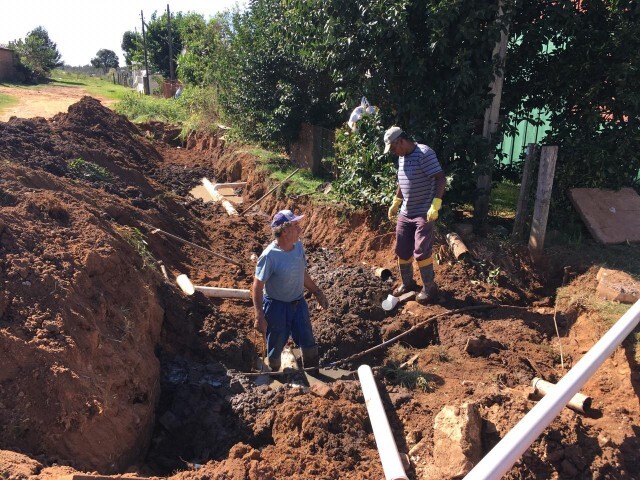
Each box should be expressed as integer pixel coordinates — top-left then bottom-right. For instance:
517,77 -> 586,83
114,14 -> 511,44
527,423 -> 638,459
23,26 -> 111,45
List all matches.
398,143 -> 443,218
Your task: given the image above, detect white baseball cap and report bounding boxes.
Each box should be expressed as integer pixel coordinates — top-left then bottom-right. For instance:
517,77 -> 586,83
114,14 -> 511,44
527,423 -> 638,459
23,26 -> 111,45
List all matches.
383,126 -> 403,154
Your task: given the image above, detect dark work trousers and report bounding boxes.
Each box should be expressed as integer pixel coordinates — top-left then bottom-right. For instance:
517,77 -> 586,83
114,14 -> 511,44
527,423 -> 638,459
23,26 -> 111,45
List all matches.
395,213 -> 434,262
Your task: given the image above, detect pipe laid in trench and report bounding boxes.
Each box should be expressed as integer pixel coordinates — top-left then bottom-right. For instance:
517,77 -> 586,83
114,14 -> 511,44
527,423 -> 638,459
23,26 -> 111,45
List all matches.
202,178 -> 243,216
463,299 -> 640,480
176,274 -> 250,299
357,365 -> 409,480
532,377 -> 592,414
194,285 -> 251,299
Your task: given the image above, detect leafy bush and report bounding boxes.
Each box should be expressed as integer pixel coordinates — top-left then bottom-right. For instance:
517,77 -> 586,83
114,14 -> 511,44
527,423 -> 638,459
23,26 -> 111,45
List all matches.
175,86 -> 220,135
67,158 -> 111,182
114,92 -> 185,124
115,86 -> 219,139
505,0 -> 640,226
327,112 -> 396,216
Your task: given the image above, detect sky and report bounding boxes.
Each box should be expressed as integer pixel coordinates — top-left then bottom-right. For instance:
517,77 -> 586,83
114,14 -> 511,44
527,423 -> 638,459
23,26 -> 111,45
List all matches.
0,0 -> 245,67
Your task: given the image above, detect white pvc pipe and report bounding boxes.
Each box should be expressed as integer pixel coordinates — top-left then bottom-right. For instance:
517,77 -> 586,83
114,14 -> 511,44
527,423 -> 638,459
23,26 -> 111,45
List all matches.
176,274 -> 195,295
464,299 -> 640,480
532,377 -> 591,414
201,178 -> 241,216
211,182 -> 247,191
194,286 -> 251,299
357,365 -> 409,480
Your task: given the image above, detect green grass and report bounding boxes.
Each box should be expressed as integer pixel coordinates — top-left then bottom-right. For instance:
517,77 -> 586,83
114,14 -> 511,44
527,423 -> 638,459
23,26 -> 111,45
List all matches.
51,70 -> 130,100
490,181 -> 519,218
381,362 -> 437,392
114,92 -> 186,124
0,92 -> 19,111
67,158 -> 111,182
238,147 -> 286,163
235,147 -> 338,203
1,69 -> 131,101
113,85 -> 221,139
267,165 -> 327,197
114,226 -> 156,269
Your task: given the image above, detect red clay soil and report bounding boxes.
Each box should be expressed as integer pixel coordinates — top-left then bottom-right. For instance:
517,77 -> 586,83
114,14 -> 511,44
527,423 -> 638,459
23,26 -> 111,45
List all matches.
0,97 -> 639,479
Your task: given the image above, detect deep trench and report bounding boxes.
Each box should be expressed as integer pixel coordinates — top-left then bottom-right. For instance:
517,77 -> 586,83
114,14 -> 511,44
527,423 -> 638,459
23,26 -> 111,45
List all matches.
143,244 -> 442,474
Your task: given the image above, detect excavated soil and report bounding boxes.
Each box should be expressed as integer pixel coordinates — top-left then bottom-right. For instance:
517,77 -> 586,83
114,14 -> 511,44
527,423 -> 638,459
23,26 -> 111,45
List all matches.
0,97 -> 639,479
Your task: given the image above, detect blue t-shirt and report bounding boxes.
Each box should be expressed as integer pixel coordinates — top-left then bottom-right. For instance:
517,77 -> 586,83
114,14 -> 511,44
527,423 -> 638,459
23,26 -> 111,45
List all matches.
255,240 -> 306,302
398,143 -> 443,218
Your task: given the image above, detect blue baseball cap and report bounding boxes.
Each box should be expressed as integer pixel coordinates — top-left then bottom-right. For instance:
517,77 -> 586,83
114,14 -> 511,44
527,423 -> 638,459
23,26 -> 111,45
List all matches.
271,209 -> 304,228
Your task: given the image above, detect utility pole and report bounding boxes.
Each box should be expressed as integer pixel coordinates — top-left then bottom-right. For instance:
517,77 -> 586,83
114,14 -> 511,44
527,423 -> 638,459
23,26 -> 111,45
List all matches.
140,10 -> 150,95
167,4 -> 175,82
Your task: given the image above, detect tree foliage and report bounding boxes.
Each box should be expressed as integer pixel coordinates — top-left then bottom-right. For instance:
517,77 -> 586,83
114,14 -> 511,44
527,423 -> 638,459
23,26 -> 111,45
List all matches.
208,0 -> 510,205
329,112 -> 397,216
504,0 -> 640,220
176,13 -> 228,86
121,31 -> 141,67
9,26 -> 62,82
132,0 -> 639,224
91,49 -> 119,72
216,1 -> 339,147
122,11 -> 208,79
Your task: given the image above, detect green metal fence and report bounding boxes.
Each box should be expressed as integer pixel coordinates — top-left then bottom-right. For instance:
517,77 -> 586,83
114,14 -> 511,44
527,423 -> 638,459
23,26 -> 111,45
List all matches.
498,108 -> 551,165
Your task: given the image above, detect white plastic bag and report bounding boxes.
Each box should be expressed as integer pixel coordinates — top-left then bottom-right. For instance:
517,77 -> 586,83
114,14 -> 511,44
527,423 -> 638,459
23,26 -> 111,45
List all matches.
348,96 -> 376,131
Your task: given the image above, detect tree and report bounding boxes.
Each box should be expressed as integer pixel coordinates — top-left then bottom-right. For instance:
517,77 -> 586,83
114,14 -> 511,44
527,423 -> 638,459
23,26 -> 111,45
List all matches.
91,49 -> 119,72
121,31 -> 142,67
217,1 -> 340,147
176,13 -> 227,86
504,0 -> 640,224
120,11 -> 204,79
9,26 -> 62,82
218,0 -> 507,203
143,10 -> 187,79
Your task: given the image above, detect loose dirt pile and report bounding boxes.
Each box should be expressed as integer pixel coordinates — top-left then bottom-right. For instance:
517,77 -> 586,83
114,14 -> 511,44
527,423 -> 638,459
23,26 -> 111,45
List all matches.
0,97 -> 638,479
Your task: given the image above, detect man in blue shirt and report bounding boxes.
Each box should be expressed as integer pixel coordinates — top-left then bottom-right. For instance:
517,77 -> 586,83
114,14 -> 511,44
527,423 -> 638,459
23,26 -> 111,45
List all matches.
384,126 -> 446,304
252,209 -> 328,374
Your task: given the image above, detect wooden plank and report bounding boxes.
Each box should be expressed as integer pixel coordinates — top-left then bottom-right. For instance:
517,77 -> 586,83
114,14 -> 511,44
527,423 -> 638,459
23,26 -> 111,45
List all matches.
528,145 -> 558,258
568,188 -> 640,244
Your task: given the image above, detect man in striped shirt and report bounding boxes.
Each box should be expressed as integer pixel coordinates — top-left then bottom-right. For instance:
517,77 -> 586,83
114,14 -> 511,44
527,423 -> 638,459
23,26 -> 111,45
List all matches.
384,126 -> 446,304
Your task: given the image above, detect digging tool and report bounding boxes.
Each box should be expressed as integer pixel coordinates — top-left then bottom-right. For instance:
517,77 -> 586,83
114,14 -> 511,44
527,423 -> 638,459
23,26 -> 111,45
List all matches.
240,168 -> 300,216
139,221 -> 242,268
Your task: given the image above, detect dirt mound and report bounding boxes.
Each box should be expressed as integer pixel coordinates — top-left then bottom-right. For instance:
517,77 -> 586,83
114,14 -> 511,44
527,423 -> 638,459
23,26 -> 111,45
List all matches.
0,98 -> 254,473
1,97 -> 638,479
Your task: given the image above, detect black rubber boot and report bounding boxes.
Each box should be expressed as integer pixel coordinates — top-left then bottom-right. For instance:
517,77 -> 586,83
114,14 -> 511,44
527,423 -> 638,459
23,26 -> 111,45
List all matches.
301,345 -> 320,376
417,263 -> 438,304
266,357 -> 281,373
393,259 -> 416,296
416,283 -> 438,304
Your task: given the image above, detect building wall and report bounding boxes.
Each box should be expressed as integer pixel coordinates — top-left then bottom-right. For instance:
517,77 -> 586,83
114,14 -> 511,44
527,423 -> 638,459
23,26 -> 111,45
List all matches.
0,47 -> 18,81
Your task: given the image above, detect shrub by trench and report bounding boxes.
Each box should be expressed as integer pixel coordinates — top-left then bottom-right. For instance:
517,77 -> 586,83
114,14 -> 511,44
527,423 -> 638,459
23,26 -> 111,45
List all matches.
328,112 -> 397,220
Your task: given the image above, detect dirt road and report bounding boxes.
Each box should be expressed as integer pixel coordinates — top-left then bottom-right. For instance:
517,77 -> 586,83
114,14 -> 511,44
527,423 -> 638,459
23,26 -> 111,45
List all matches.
0,83 -> 117,121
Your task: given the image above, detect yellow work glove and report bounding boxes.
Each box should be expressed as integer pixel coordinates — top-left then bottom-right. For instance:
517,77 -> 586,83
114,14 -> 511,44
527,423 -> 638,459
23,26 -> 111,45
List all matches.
426,198 -> 442,222
388,197 -> 403,220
